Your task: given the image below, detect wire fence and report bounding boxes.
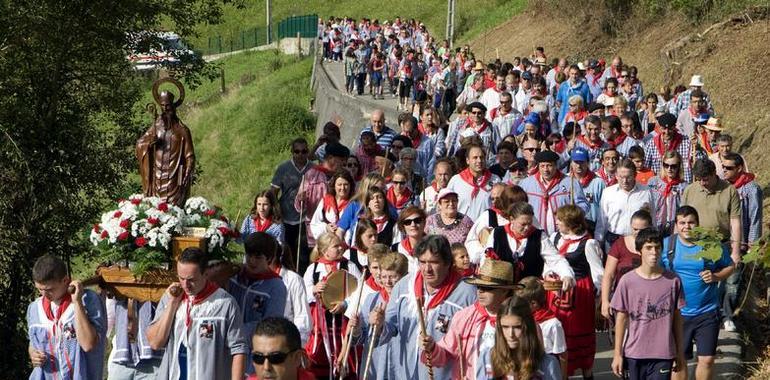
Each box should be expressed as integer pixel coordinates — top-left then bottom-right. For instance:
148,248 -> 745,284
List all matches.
198,27 -> 274,56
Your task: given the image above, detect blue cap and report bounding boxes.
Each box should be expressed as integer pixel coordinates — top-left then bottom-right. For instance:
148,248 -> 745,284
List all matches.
571,147 -> 589,162
694,113 -> 710,124
524,112 -> 540,126
521,71 -> 533,81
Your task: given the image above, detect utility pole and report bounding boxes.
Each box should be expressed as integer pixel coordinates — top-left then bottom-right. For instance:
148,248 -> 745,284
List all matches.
445,0 -> 456,48
266,0 -> 272,45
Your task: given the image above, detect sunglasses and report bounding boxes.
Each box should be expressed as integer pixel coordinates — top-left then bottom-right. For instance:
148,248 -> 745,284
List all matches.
403,217 -> 424,226
392,180 -> 406,185
523,147 -> 540,152
569,103 -> 578,107
470,111 -> 484,115
662,163 -> 680,169
293,149 -> 309,154
722,165 -> 736,171
251,350 -> 296,365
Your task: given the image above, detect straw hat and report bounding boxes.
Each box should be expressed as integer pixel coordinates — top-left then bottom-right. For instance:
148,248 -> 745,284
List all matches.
704,117 -> 724,131
473,61 -> 484,71
464,259 -> 521,288
533,57 -> 547,66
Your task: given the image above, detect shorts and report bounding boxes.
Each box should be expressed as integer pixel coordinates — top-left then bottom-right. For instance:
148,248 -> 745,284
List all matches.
624,358 -> 673,380
371,72 -> 383,86
682,309 -> 720,359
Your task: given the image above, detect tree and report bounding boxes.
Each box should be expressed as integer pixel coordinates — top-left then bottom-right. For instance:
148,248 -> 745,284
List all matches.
0,0 -> 236,375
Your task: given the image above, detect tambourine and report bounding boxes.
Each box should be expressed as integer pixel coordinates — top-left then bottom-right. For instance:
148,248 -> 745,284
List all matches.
321,270 -> 358,309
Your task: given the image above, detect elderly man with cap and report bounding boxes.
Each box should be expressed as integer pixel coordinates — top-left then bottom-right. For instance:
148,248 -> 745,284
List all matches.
585,59 -> 605,99
419,259 -> 521,379
503,157 -> 530,185
518,150 -> 588,235
489,91 -> 523,146
446,143 -> 501,220
448,101 -> 495,163
295,142 -> 350,248
644,112 -> 693,182
358,109 -> 397,149
669,74 -> 715,116
569,147 -> 606,232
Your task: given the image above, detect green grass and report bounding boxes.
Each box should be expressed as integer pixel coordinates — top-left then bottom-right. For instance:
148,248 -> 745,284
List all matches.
178,50 -> 315,220
183,0 -> 527,52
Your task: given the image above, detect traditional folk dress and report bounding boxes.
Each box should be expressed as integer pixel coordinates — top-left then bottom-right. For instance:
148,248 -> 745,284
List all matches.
465,208 -> 510,265
518,171 -> 589,235
227,270 -> 288,374
152,282 -> 249,380
422,301 -> 499,379
548,232 -> 604,375
309,194 -> 350,241
303,258 -> 363,378
446,168 -> 501,221
27,290 -> 107,380
378,270 -> 476,379
483,225 -> 574,282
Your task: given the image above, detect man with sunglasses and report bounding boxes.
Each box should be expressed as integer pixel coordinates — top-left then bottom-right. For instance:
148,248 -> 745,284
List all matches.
250,317 -> 314,380
272,138 -> 312,273
489,91 -> 522,146
519,139 -> 541,176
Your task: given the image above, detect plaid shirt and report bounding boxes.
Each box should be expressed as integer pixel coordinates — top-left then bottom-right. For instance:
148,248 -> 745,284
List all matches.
643,134 -> 693,182
735,179 -> 763,244
669,89 -> 715,115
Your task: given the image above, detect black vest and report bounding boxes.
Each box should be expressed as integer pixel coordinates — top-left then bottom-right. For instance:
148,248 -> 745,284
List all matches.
488,209 -> 500,229
311,259 -> 350,284
376,217 -> 397,246
492,227 -> 544,282
553,233 -> 591,279
347,248 -> 365,273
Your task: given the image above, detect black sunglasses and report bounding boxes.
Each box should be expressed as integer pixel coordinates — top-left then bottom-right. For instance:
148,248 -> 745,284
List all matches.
523,148 -> 540,152
293,149 -> 309,154
403,217 -> 424,226
392,180 -> 407,185
722,165 -> 736,171
662,163 -> 680,169
251,350 -> 297,365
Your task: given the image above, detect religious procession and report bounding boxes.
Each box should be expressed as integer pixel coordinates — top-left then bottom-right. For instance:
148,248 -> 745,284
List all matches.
25,14 -> 764,380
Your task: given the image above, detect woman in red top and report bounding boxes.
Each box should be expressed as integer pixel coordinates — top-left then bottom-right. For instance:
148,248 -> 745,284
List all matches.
599,209 -> 652,319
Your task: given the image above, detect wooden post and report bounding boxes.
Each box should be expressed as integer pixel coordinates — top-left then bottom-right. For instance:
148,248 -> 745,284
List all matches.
220,67 -> 225,93
266,0 -> 272,45
297,32 -> 302,58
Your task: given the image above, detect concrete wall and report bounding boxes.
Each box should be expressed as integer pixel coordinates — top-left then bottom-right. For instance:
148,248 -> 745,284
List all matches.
279,37 -> 316,56
311,55 -> 399,147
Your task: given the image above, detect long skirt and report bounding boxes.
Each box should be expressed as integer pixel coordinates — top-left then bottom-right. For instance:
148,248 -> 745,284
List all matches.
547,276 -> 596,374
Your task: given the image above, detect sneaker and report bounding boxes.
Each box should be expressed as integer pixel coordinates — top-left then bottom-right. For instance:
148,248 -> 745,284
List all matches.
723,320 -> 737,332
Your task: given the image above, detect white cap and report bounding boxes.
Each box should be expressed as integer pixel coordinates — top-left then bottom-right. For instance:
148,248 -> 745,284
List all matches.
689,75 -> 704,87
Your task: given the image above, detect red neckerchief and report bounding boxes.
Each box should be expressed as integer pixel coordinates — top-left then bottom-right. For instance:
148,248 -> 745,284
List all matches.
654,132 -> 683,157
459,266 -> 476,277
322,193 -> 349,220
417,122 -> 427,135
386,185 -> 412,209
608,132 -> 627,149
490,207 -> 505,216
474,301 -> 496,327
590,72 -> 602,86
552,140 -> 567,154
253,216 -> 272,232
661,176 -> 683,198
241,269 -> 281,282
458,168 -> 492,199
527,166 -> 538,176
504,224 -> 534,250
313,164 -> 334,178
535,171 -> 564,195
610,67 -> 621,78
574,170 -> 596,188
465,117 -> 490,134
532,306 -> 557,323
401,238 -> 417,256
42,293 -> 72,332
596,167 -> 617,186
578,135 -> 602,150
730,172 -> 756,189
372,214 -> 388,233
366,276 -> 389,302
404,131 -> 423,150
414,269 -> 462,311
564,111 -> 587,124
183,281 -> 219,327
698,132 -> 714,155
557,234 -> 587,256
430,181 -> 440,192
603,90 -> 616,98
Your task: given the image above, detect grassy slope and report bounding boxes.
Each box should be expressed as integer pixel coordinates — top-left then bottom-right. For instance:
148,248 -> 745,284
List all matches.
187,0 -> 526,50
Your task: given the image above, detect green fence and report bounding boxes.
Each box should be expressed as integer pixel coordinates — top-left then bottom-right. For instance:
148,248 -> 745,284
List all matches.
278,14 -> 319,39
199,27 -> 274,56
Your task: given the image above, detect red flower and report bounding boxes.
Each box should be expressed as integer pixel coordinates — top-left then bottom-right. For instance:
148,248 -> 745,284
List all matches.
117,198 -> 126,203
113,211 -> 123,218
484,248 -> 500,261
100,230 -> 108,238
147,217 -> 159,225
157,203 -> 169,212
119,219 -> 130,228
204,209 -> 216,216
130,198 -> 142,205
93,224 -> 100,233
217,226 -> 231,237
135,236 -> 147,247
118,231 -> 129,241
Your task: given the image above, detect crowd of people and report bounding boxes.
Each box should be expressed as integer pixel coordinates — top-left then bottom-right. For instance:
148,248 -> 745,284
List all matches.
26,15 -> 764,380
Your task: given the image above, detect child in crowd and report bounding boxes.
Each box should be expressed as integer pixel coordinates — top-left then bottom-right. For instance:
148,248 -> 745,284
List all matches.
451,242 -> 475,277
518,276 -> 566,380
629,145 -> 654,185
611,228 -> 685,380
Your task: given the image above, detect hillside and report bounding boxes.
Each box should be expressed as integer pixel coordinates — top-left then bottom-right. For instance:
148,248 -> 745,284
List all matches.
185,0 -> 526,51
469,5 -> 770,208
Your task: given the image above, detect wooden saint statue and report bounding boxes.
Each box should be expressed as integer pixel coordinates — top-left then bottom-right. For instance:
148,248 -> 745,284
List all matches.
136,78 -> 195,206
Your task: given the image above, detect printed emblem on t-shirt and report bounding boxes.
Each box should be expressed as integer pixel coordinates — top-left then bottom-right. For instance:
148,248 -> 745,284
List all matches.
435,313 -> 450,333
62,323 -> 77,340
198,321 -> 214,339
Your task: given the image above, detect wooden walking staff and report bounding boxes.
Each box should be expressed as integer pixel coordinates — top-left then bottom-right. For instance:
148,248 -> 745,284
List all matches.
381,147 -> 390,177
456,332 -> 466,377
415,296 -> 434,380
362,323 -> 380,380
296,176 -> 305,272
338,269 -> 369,378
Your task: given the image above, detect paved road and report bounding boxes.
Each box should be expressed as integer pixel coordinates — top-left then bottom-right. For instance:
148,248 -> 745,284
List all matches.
319,58 -> 745,380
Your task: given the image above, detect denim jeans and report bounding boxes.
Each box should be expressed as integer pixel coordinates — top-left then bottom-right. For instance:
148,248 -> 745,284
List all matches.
719,262 -> 743,321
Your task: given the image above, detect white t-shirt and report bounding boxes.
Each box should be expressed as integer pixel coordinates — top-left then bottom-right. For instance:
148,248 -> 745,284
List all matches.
539,317 -> 567,355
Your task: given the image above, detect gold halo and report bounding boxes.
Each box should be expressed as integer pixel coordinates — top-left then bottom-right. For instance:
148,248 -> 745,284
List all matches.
152,77 -> 185,108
